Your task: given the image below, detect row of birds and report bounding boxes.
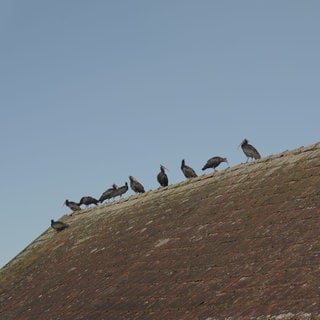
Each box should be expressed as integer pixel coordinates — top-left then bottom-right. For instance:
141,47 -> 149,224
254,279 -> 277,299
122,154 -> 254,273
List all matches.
51,138 -> 261,231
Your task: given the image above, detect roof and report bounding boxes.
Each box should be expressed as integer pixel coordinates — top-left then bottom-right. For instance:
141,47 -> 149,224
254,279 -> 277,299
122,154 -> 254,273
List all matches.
1,142 -> 320,319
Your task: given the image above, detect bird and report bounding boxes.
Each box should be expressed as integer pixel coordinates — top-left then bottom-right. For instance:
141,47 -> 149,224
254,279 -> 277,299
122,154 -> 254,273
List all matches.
79,196 -> 99,207
202,156 -> 229,172
112,182 -> 128,199
157,165 -> 169,187
64,200 -> 81,213
51,219 -> 69,232
129,176 -> 145,193
99,184 -> 118,203
240,139 -> 261,162
181,159 -> 197,179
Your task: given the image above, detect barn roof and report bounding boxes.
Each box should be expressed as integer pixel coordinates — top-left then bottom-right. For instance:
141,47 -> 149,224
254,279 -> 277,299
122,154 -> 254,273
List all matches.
1,142 -> 320,319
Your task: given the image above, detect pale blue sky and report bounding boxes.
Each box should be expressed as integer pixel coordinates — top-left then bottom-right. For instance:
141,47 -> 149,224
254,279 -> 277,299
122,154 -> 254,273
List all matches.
1,1 -> 319,267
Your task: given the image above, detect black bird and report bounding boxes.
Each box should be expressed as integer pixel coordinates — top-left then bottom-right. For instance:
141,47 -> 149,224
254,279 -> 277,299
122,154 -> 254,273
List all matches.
51,219 -> 69,232
157,165 -> 169,187
99,184 -> 118,203
181,159 -> 197,179
112,182 -> 128,199
64,200 -> 81,213
240,139 -> 261,162
79,196 -> 99,207
129,176 -> 145,193
202,156 -> 229,172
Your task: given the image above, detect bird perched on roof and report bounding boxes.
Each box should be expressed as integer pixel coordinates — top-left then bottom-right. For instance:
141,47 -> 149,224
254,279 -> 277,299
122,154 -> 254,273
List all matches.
240,139 -> 261,162
129,176 -> 145,193
157,165 -> 169,187
51,219 -> 69,232
112,182 -> 128,199
202,156 -> 229,172
181,159 -> 197,179
64,200 -> 81,213
79,196 -> 99,207
99,184 -> 118,203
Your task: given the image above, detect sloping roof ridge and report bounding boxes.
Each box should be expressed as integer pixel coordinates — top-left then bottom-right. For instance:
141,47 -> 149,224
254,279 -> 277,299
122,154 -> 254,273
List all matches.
1,141 -> 319,274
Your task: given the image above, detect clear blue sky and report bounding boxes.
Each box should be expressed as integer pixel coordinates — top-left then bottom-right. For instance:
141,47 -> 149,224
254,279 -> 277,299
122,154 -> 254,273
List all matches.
1,1 -> 319,268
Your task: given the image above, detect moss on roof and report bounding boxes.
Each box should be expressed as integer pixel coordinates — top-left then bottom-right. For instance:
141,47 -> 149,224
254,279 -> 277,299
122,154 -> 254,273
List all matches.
1,142 -> 320,319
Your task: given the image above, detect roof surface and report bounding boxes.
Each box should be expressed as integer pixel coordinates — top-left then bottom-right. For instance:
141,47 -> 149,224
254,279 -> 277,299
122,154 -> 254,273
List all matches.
1,143 -> 320,320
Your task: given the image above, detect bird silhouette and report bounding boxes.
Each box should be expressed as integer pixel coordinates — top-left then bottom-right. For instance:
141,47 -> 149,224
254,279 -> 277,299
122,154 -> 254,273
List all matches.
99,185 -> 118,203
240,139 -> 261,162
181,159 -> 197,178
129,176 -> 145,193
64,200 -> 81,213
79,196 -> 99,207
202,156 -> 229,172
51,219 -> 69,232
157,165 -> 169,187
112,182 -> 128,199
